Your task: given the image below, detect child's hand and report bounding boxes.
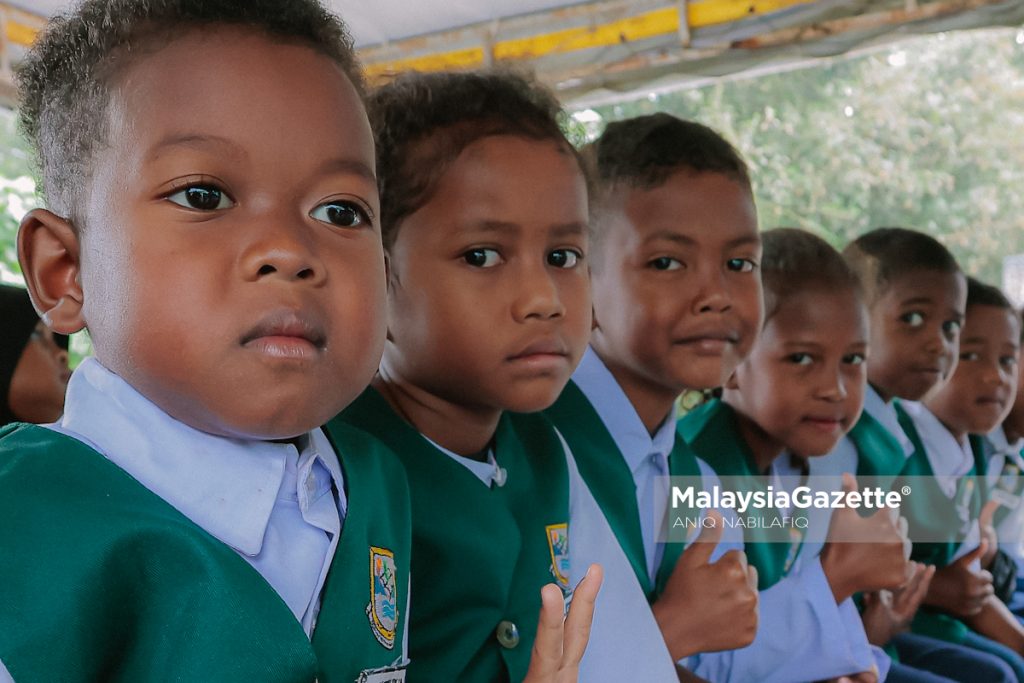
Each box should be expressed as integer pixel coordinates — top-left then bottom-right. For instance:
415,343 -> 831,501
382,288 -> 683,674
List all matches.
861,562 -> 935,645
651,510 -> 759,659
818,671 -> 879,683
821,474 -> 911,603
980,499 -> 1001,568
523,564 -> 603,683
924,542 -> 994,618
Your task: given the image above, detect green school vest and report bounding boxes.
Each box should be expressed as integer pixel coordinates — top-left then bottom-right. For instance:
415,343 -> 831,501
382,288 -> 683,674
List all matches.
0,422 -> 410,683
848,410 -> 909,491
895,403 -> 978,645
544,379 -> 701,601
334,387 -> 571,683
678,399 -> 805,590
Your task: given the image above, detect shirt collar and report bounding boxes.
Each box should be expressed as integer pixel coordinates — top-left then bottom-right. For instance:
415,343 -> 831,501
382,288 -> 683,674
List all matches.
863,384 -> 915,457
571,347 -> 676,474
424,434 -> 504,487
51,358 -> 340,556
900,400 -> 974,494
987,425 -> 1024,462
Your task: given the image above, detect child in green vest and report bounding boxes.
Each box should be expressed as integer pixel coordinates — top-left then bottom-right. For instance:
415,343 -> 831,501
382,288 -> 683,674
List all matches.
544,113 -> 798,680
0,284 -> 69,426
330,70 -> 667,682
897,276 -> 1024,677
841,228 -> 1024,678
680,228 -> 914,682
2,1 -> 408,680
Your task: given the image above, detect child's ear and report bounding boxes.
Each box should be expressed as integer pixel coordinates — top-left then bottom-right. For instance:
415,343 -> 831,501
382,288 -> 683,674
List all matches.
724,370 -> 740,391
18,208 -> 86,335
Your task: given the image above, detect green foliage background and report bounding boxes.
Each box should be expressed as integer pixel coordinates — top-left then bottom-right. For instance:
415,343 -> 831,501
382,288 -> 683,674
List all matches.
573,27 -> 1024,286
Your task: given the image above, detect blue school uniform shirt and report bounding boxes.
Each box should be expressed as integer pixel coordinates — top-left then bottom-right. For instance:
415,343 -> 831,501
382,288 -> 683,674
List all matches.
981,425 -> 1024,574
0,358 -> 409,683
573,349 -> 887,682
421,405 -> 680,681
900,400 -> 982,561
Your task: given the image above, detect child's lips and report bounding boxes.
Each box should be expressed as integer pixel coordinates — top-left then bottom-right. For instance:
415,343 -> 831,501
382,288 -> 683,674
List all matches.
674,331 -> 738,356
240,310 -> 326,359
802,415 -> 845,432
507,339 -> 570,371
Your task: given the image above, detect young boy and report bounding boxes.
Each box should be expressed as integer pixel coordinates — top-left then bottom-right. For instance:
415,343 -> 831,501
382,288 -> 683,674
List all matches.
679,228 -> 912,682
898,277 -> 1024,675
1,284 -> 68,426
545,115 -> 882,681
331,71 -> 670,682
842,229 -> 1024,678
0,4 -> 596,681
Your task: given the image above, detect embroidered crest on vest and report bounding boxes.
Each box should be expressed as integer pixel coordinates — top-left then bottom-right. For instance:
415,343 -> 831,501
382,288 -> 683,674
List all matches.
545,523 -> 570,590
366,546 -> 398,649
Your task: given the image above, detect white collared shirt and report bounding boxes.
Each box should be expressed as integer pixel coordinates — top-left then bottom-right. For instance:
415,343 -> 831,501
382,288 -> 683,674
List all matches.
572,348 -> 883,682
901,400 -> 981,561
46,358 -> 346,634
983,425 -> 1024,573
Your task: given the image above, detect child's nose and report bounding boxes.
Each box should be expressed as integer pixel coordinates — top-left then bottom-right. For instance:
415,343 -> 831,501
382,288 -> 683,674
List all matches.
512,269 -> 564,322
240,224 -> 326,285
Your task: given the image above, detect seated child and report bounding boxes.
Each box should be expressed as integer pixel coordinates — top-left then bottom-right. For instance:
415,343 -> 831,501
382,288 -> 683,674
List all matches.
330,70 -> 667,682
680,228 -> 912,682
985,308 -> 1024,604
810,237 -> 1016,682
0,283 -> 68,426
843,228 -> 1024,677
544,114 -> 882,682
897,276 -> 1024,676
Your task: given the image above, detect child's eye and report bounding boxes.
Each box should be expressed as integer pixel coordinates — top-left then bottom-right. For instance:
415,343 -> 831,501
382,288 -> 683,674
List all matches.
942,320 -> 962,336
310,200 -> 371,228
548,249 -> 581,269
1000,355 -> 1019,369
167,185 -> 233,211
649,257 -> 682,271
787,353 -> 813,365
726,258 -> 757,273
463,248 -> 502,268
960,351 -> 980,362
843,353 -> 866,366
900,311 -> 925,328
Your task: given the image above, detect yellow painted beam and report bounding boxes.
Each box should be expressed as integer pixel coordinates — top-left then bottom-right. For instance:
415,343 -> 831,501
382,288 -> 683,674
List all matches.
364,0 -> 813,78
7,19 -> 39,47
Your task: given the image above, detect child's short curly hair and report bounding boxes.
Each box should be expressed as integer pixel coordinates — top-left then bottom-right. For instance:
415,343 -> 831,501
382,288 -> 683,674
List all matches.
761,228 -> 863,321
366,69 -> 582,249
587,113 -> 751,196
17,0 -> 363,227
842,227 -> 961,304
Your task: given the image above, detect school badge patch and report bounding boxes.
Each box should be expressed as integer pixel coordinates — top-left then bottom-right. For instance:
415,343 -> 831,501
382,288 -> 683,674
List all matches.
545,523 -> 570,590
366,546 -> 398,650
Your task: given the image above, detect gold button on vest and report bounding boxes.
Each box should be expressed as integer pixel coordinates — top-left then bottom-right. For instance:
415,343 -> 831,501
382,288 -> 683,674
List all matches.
495,620 -> 520,649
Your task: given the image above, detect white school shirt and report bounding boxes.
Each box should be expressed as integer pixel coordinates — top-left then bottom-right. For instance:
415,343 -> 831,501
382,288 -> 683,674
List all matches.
430,421 -> 680,681
0,358 -> 409,683
981,425 -> 1024,573
900,400 -> 981,562
573,349 -> 886,682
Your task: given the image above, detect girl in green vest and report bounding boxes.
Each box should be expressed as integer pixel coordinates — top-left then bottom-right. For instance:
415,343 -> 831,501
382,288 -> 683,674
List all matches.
330,70 -> 659,682
680,228 -> 914,682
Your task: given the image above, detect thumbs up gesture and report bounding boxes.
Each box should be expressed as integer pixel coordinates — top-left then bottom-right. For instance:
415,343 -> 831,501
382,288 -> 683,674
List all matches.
979,499 -> 1001,568
821,474 -> 911,604
924,541 -> 994,618
651,510 -> 759,660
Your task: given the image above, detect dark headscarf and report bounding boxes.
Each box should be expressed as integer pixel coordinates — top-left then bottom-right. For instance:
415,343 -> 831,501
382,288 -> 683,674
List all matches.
1,284 -> 68,424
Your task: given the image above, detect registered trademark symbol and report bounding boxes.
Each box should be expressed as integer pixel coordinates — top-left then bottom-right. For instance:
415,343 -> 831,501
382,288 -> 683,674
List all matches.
901,486 -> 911,495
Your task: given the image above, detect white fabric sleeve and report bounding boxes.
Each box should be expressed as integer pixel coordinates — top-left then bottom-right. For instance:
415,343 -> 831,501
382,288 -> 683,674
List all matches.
558,430 -> 679,682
